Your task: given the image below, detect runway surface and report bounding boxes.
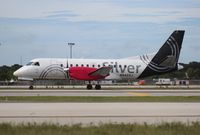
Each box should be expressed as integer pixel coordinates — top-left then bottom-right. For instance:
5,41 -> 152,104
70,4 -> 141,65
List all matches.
0,102 -> 199,124
0,89 -> 200,96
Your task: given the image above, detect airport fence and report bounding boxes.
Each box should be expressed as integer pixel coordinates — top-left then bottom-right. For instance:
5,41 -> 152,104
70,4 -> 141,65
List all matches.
1,79 -> 200,86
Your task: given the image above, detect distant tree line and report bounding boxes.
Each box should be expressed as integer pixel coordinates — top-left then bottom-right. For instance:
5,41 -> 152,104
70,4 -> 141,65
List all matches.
149,61 -> 200,80
0,64 -> 22,81
0,62 -> 200,81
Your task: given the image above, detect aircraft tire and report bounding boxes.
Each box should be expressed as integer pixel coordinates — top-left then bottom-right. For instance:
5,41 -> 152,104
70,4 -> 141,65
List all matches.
29,85 -> 33,90
87,84 -> 93,90
95,84 -> 101,90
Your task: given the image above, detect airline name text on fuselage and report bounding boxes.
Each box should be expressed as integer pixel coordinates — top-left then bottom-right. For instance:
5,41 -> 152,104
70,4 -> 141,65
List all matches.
102,62 -> 141,74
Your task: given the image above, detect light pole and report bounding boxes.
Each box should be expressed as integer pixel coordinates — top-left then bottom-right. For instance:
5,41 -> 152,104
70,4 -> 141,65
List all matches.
20,56 -> 22,65
68,43 -> 75,59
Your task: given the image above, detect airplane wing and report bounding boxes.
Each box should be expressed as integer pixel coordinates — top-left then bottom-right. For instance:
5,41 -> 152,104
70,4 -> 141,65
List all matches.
89,66 -> 112,77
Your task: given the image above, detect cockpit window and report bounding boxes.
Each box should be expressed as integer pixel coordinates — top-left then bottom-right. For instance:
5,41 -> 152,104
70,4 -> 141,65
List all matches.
26,62 -> 40,66
34,62 -> 40,66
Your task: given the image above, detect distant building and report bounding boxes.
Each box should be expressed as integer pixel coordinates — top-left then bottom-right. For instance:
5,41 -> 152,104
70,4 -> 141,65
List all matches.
154,78 -> 174,85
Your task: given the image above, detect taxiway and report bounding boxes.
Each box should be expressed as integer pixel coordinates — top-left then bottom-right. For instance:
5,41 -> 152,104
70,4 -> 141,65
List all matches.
0,89 -> 200,96
0,102 -> 199,124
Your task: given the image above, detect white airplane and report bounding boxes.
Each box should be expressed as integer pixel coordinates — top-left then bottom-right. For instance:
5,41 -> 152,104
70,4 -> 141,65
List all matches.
14,30 -> 185,89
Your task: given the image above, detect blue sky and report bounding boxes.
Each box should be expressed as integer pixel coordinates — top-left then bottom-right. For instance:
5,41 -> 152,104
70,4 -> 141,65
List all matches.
0,0 -> 200,65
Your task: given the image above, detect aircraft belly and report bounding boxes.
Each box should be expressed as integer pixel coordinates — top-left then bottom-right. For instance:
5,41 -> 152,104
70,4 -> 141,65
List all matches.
105,73 -> 121,80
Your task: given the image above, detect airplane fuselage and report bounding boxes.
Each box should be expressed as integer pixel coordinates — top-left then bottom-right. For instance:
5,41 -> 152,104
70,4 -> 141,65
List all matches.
15,57 -> 149,81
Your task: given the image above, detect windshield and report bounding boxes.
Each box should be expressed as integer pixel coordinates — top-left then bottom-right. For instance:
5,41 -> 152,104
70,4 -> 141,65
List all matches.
26,62 -> 33,66
26,62 -> 40,66
34,62 -> 40,66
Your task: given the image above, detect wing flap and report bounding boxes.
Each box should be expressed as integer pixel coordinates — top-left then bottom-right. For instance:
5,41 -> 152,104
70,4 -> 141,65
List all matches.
89,66 -> 112,77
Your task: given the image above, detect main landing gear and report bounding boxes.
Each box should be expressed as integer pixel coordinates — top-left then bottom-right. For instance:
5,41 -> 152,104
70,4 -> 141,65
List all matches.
95,84 -> 101,90
87,81 -> 101,90
87,84 -> 93,90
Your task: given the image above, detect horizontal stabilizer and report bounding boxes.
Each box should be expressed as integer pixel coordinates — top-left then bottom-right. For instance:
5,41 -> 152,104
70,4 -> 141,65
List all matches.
159,55 -> 176,67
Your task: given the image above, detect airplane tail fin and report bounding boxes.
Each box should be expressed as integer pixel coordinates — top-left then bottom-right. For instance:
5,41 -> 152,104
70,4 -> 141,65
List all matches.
139,30 -> 185,78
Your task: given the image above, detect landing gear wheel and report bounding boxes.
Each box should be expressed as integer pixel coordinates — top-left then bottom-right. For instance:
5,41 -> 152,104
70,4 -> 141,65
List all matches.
29,85 -> 33,90
95,84 -> 101,90
87,84 -> 93,90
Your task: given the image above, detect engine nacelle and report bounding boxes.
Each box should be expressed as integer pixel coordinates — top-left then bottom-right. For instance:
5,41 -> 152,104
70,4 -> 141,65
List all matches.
68,67 -> 107,80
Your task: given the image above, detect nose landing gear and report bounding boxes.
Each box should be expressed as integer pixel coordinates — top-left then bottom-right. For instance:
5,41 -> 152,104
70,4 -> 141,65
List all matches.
29,80 -> 34,90
29,85 -> 33,89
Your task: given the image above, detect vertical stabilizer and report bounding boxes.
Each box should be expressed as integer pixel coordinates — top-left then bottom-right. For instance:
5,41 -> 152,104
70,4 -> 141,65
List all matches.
139,30 -> 185,78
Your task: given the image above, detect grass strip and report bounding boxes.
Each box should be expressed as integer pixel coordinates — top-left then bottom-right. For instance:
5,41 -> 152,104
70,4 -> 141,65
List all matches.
0,122 -> 200,135
1,96 -> 200,102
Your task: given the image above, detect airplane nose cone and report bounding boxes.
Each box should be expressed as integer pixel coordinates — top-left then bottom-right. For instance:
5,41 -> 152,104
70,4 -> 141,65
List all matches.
13,70 -> 19,77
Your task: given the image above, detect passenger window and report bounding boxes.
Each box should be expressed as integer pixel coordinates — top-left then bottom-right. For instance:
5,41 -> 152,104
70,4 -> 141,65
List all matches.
81,64 -> 84,67
70,64 -> 73,67
76,64 -> 78,67
86,64 -> 89,67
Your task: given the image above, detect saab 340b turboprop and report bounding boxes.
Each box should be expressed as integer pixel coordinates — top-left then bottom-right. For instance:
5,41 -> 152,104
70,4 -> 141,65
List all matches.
14,30 -> 185,89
